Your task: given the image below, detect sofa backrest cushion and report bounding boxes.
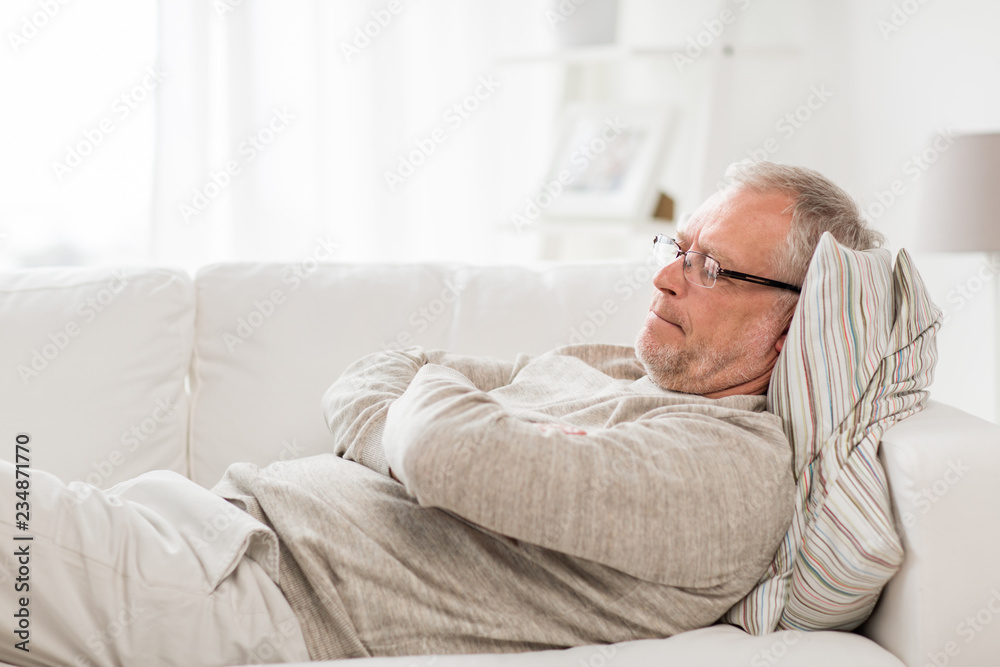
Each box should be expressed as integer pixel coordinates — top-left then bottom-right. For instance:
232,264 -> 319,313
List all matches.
188,261 -> 653,487
723,233 -> 942,633
0,267 -> 192,488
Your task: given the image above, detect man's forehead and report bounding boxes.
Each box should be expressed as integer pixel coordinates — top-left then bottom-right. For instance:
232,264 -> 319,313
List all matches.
676,213 -> 738,267
676,230 -> 734,267
678,187 -> 794,267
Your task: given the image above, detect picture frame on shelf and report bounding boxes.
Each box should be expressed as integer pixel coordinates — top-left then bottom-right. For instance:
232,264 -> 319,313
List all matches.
541,104 -> 675,220
548,0 -> 619,48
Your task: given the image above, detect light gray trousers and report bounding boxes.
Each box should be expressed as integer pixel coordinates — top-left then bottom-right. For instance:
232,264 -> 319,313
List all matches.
0,460 -> 310,666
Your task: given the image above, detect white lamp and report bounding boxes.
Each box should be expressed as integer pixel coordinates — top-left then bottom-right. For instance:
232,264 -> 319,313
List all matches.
915,132 -> 1000,421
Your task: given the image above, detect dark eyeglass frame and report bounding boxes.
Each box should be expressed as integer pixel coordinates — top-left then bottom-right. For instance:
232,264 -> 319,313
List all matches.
652,235 -> 801,293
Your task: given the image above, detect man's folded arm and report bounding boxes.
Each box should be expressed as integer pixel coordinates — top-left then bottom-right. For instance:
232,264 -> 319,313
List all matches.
383,364 -> 795,587
321,347 -> 526,477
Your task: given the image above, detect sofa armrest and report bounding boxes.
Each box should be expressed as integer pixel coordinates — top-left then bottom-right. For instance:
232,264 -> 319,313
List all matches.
859,400 -> 1000,667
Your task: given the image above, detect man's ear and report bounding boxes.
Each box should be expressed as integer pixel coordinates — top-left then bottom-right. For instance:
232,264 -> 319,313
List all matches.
774,302 -> 796,354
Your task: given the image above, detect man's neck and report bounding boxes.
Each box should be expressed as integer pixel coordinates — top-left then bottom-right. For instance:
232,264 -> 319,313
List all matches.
701,374 -> 771,399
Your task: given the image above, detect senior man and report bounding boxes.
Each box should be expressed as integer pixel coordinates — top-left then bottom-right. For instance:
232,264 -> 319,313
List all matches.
1,161 -> 883,666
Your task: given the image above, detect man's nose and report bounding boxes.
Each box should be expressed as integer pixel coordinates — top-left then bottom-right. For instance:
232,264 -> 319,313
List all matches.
653,255 -> 686,295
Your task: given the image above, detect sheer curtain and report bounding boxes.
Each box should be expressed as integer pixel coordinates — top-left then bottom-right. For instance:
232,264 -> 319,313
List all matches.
0,0 -> 158,269
151,0 -> 560,273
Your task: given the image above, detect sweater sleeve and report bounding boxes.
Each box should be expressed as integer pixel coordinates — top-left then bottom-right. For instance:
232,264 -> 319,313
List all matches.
382,363 -> 795,587
321,347 -> 527,477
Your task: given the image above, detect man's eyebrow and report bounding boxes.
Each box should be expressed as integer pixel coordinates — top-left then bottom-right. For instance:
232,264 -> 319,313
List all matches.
677,231 -> 736,268
697,242 -> 735,268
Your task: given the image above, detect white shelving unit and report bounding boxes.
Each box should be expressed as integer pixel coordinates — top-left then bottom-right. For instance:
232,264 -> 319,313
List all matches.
493,217 -> 676,262
491,0 -> 801,261
496,44 -> 688,65
492,43 -> 708,261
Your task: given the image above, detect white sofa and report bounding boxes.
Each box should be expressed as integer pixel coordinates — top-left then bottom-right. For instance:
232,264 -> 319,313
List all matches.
1,261 -> 998,667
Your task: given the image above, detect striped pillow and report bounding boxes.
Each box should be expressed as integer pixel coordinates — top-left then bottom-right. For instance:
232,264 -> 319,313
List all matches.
723,232 -> 942,633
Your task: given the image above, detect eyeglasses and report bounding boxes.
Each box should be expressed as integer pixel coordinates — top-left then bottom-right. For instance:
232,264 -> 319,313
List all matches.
652,235 -> 801,293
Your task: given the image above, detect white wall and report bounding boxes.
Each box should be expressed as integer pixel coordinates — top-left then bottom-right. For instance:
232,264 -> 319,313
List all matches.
842,0 -> 1000,423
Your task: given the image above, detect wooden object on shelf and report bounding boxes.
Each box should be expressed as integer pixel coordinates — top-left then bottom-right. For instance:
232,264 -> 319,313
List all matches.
653,192 -> 675,221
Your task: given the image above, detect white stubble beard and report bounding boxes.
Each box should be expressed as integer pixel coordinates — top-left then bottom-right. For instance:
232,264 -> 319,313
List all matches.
634,315 -> 779,395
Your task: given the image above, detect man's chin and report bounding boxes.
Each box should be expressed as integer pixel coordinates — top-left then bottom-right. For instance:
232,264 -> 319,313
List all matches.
634,333 -> 693,393
644,368 -> 698,394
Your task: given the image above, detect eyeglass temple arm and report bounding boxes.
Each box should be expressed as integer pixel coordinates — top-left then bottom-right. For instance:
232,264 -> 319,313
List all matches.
717,269 -> 801,293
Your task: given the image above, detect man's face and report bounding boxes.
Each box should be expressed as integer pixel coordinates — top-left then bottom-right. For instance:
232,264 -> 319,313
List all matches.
635,185 -> 796,398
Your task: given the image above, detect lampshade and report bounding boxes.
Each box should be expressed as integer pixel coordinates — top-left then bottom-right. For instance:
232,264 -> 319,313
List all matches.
916,132 -> 1000,252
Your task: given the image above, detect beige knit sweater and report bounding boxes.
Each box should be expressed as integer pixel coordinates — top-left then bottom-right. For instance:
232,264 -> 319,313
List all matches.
212,344 -> 794,660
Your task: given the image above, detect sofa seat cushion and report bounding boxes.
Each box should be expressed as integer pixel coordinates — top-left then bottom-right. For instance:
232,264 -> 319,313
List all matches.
270,625 -> 904,667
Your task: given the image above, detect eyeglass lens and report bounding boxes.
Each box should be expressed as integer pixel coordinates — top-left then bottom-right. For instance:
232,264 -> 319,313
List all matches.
653,237 -> 719,287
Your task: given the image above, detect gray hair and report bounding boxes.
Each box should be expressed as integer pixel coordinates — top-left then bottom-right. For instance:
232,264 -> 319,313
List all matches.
724,161 -> 886,292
